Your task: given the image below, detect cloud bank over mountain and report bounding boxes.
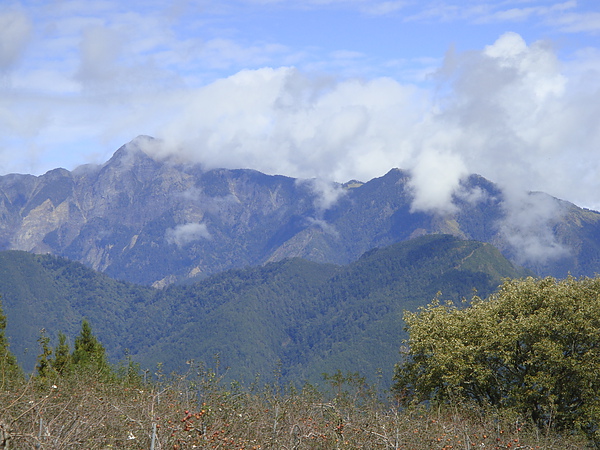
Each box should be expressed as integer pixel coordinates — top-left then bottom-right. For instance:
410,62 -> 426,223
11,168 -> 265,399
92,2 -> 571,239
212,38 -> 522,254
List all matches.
166,223 -> 212,248
2,1 -> 600,208
131,32 -> 592,264
2,0 -> 600,264
128,33 -> 600,218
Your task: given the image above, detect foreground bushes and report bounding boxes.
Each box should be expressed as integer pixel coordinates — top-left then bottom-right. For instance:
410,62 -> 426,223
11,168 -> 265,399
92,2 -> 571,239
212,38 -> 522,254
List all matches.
0,363 -> 590,449
394,276 -> 600,446
2,277 -> 600,448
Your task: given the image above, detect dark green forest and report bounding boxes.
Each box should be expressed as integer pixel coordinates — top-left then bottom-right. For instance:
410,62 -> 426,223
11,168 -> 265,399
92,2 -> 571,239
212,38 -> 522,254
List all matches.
2,261 -> 598,448
0,234 -> 530,386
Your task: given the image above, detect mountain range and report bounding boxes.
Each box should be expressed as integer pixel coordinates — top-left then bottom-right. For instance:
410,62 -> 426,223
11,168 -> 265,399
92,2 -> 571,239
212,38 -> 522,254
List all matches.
1,136 -> 599,385
1,135 -> 599,287
0,234 -> 529,386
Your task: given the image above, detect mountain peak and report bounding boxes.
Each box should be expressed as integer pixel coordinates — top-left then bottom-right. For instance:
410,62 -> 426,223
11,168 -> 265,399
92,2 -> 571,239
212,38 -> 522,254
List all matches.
128,135 -> 156,150
104,136 -> 161,171
110,135 -> 156,161
2,137 -> 600,285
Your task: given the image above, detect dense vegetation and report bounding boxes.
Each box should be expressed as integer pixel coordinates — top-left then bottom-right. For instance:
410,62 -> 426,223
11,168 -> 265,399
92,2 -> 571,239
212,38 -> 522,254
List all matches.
1,250 -> 599,447
394,276 -> 600,444
0,311 -> 589,449
0,235 -> 530,386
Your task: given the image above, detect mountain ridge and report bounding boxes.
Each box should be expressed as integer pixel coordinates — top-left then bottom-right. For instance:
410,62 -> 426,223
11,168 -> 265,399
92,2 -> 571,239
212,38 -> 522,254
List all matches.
0,234 -> 530,385
0,136 -> 599,285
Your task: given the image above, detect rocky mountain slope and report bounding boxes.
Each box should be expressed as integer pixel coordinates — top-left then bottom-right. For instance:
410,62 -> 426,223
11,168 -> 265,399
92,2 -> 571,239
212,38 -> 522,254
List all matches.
1,136 -> 598,285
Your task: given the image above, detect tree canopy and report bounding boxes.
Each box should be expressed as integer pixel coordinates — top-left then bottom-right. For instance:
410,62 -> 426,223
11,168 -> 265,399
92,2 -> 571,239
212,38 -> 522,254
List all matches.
393,276 -> 600,441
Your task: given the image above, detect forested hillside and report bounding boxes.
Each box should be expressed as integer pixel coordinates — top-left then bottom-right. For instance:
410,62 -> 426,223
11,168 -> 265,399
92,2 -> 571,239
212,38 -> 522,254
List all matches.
0,234 -> 530,385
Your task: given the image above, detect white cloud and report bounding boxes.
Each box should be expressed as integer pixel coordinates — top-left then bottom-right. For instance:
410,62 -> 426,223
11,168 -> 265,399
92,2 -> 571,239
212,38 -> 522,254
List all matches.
498,191 -> 569,265
361,1 -> 408,15
428,32 -> 589,206
408,148 -> 468,214
551,11 -> 600,33
195,38 -> 290,70
300,178 -> 347,212
150,67 -> 426,183
475,1 -> 578,24
0,9 -> 33,71
165,223 -> 211,247
307,217 -> 340,237
404,30 -> 600,260
137,31 -> 600,230
330,50 -> 365,60
76,25 -> 123,85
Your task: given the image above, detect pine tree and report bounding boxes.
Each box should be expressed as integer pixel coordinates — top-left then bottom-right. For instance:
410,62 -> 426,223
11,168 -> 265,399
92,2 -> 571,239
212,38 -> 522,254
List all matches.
36,329 -> 55,379
72,320 -> 110,377
0,297 -> 22,383
52,332 -> 71,375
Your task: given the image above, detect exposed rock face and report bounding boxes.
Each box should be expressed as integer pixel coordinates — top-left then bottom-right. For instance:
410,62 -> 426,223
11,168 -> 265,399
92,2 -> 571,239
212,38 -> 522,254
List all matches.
1,136 -> 599,285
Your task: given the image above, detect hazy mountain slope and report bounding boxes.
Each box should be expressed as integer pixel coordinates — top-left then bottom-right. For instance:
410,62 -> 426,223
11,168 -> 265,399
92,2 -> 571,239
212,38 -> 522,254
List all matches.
0,136 -> 598,285
0,234 -> 530,386
276,234 -> 531,384
0,251 -> 157,371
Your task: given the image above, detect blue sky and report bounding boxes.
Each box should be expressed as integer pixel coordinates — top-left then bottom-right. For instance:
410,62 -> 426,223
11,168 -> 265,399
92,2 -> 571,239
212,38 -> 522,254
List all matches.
2,0 -> 600,219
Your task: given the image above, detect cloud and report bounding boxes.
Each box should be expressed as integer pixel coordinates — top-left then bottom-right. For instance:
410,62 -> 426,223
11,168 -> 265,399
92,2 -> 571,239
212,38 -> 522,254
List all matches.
361,1 -> 408,16
426,32 -> 582,204
473,1 -> 578,24
137,31 -> 600,267
307,217 -> 340,237
300,178 -> 347,212
76,25 -> 123,85
0,9 -> 33,71
401,30 -> 600,261
551,11 -> 600,33
165,223 -> 211,247
195,38 -> 290,70
151,67 -> 426,182
454,183 -> 489,206
408,148 -> 468,214
177,186 -> 204,202
402,1 -> 580,26
498,191 -> 569,265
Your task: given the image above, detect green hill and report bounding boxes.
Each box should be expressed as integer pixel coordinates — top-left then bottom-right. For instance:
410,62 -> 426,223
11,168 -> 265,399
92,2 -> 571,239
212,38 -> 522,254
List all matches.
0,235 -> 530,386
0,251 -> 156,370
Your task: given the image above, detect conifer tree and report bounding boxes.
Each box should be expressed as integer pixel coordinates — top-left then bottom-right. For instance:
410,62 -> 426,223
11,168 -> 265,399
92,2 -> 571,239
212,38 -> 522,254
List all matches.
0,297 -> 22,382
72,320 -> 110,377
36,329 -> 55,379
52,331 -> 71,375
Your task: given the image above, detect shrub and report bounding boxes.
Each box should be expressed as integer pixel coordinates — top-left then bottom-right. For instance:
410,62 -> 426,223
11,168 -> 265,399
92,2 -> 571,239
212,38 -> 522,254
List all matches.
393,276 -> 600,443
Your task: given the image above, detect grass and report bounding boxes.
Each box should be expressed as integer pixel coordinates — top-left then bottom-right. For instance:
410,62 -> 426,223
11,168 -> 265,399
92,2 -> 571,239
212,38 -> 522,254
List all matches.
0,364 -> 591,449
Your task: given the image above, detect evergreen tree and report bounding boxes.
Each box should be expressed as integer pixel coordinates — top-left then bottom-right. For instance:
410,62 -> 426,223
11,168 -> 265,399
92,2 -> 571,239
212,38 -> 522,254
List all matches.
35,328 -> 55,379
72,320 -> 110,377
52,331 -> 71,375
0,297 -> 22,383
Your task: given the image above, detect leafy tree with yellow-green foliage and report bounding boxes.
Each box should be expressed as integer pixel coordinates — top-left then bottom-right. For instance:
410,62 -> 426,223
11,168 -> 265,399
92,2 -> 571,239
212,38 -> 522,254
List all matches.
393,276 -> 600,442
